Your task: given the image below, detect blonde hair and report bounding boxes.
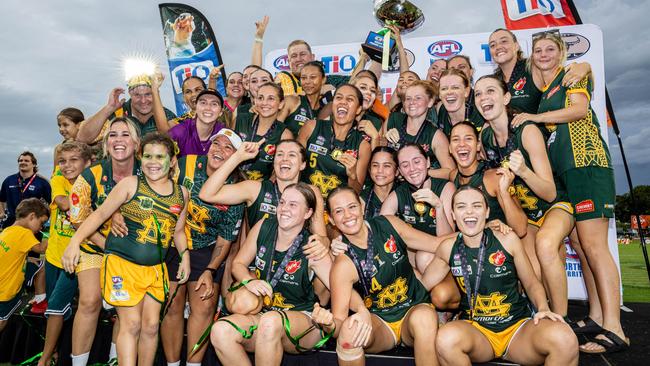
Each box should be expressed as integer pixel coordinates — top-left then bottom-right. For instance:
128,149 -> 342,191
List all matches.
528,31 -> 567,72
102,117 -> 141,158
440,68 -> 470,89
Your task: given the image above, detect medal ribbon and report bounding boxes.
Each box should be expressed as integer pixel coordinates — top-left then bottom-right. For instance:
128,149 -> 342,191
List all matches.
457,231 -> 489,321
266,228 -> 305,289
345,223 -> 375,297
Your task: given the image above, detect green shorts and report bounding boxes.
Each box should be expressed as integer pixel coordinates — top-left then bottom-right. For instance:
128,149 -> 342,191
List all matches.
558,167 -> 615,222
45,261 -> 77,320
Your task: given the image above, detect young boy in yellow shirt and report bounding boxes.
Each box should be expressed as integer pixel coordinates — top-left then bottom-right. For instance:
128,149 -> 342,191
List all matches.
0,198 -> 49,332
38,141 -> 92,366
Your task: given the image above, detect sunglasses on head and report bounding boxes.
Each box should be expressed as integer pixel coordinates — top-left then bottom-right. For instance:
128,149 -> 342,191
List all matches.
532,29 -> 561,42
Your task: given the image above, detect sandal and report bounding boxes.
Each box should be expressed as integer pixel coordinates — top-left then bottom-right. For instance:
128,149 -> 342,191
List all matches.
580,330 -> 630,354
570,316 -> 603,335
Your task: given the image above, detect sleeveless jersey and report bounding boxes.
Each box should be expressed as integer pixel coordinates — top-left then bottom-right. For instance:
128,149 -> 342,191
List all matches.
481,123 -> 552,222
452,163 -> 506,223
302,120 -> 368,198
284,95 -> 319,136
538,70 -> 612,175
360,183 -> 397,221
105,175 -> 184,266
247,179 -> 279,228
449,230 -> 533,332
438,102 -> 485,137
253,218 -> 316,312
343,216 -> 430,322
395,177 -> 448,235
361,110 -> 384,131
235,114 -> 287,181
386,112 -> 440,165
497,59 -> 543,114
70,159 -> 140,255
176,155 -> 244,250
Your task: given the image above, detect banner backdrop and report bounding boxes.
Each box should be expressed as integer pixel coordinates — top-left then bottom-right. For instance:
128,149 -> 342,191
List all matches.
265,24 -> 620,300
159,3 -> 227,115
500,0 -> 579,29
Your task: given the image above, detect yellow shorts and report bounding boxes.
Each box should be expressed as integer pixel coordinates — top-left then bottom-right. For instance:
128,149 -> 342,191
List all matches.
101,254 -> 167,307
77,250 -> 103,273
466,318 -> 529,358
379,304 -> 435,345
528,201 -> 573,228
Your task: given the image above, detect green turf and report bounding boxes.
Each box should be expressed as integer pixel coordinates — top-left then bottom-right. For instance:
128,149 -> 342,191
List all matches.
619,240 -> 650,303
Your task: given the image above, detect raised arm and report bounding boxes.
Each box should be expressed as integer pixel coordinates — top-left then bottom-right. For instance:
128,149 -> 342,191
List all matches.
489,168 -> 528,238
385,215 -> 455,253
429,130 -> 456,179
151,71 -> 174,134
77,88 -> 124,143
251,16 -> 269,67
515,125 -> 556,202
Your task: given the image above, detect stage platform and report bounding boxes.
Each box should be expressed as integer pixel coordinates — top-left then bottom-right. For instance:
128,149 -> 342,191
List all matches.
1,300 -> 647,365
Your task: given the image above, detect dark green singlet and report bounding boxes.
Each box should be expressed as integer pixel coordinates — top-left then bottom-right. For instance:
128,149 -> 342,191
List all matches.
253,218 -> 316,312
235,114 -> 287,181
438,102 -> 485,137
284,95 -> 321,136
449,229 -> 533,332
452,163 -> 506,223
497,59 -> 543,114
105,175 -> 184,266
343,216 -> 430,323
247,180 -> 279,228
361,110 -> 384,131
386,112 -> 441,165
395,177 -> 448,235
301,120 -> 368,198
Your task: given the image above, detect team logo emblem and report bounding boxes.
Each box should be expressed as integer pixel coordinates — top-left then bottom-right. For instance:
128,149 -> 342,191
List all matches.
71,193 -> 79,205
384,235 -> 397,253
265,144 -> 276,156
489,250 -> 506,266
214,204 -> 229,211
285,260 -> 301,274
169,204 -> 182,214
138,197 -> 154,210
102,175 -> 108,182
513,77 -> 526,91
429,207 -> 437,218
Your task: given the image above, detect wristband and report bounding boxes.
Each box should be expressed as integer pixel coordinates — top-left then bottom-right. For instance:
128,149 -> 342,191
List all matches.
254,37 -> 264,43
205,267 -> 218,276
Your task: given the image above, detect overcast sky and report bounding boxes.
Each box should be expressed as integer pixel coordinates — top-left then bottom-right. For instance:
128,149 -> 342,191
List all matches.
0,0 -> 647,194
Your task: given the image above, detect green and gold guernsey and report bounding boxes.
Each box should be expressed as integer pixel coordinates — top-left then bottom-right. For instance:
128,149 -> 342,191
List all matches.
438,103 -> 485,137
343,216 -> 430,322
481,123 -> 552,222
395,177 -> 448,235
253,218 -> 316,312
449,229 -> 533,332
285,95 -> 320,136
538,70 -> 612,175
105,175 -> 184,266
361,184 -> 397,221
302,120 -> 368,198
498,59 -> 543,114
235,114 -> 287,181
176,155 -> 244,250
247,180 -> 279,228
386,112 -> 440,165
73,159 -> 141,255
452,163 -> 506,224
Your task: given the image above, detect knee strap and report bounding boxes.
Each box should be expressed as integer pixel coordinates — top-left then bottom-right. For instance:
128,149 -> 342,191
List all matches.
336,341 -> 364,361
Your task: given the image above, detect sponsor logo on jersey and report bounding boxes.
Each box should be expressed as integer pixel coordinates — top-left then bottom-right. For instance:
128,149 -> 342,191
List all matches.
576,199 -> 595,214
264,144 -> 276,156
384,235 -> 397,253
170,204 -> 182,214
260,203 -> 277,215
308,143 -> 328,155
285,259 -> 301,274
489,250 -> 506,266
513,77 -> 526,91
546,85 -> 561,99
71,193 -> 79,205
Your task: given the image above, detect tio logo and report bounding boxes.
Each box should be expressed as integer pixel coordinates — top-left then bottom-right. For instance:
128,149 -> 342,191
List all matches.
320,55 -> 356,73
171,60 -> 213,93
505,0 -> 567,21
382,87 -> 393,104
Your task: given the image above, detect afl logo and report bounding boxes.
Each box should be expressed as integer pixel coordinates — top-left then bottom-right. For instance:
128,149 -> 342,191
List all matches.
428,40 -> 462,58
273,55 -> 290,71
513,77 -> 526,91
562,33 -> 590,60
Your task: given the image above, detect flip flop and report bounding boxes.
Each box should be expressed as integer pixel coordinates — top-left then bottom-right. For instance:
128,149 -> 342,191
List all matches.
580,330 -> 630,354
570,316 -> 603,335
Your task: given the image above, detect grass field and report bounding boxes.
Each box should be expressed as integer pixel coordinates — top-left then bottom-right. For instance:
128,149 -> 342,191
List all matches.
620,240 -> 650,303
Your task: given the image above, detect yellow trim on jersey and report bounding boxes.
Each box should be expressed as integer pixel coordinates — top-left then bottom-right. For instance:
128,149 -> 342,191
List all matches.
540,67 -> 564,92
527,201 -> 573,228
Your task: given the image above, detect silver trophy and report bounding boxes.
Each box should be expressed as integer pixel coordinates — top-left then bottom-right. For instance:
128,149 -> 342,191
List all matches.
373,0 -> 425,34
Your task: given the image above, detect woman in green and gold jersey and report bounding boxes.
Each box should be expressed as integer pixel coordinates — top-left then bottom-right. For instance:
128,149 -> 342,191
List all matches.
281,61 -> 327,136
437,69 -> 485,138
511,30 -> 627,354
210,183 -> 333,366
421,186 -> 578,365
65,133 -> 190,366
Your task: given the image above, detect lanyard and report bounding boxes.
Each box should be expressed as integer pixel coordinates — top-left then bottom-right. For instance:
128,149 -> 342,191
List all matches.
329,122 -> 356,158
266,228 -> 304,288
19,174 -> 37,196
346,223 -> 375,297
398,117 -> 429,147
457,231 -> 489,320
249,116 -> 278,143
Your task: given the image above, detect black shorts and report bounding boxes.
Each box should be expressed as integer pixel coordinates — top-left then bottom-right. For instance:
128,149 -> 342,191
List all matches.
165,246 -> 225,283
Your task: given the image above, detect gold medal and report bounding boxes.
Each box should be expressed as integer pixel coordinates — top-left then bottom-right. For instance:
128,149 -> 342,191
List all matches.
263,295 -> 272,308
331,149 -> 343,161
414,202 -> 426,215
500,157 -> 510,169
364,296 -> 372,308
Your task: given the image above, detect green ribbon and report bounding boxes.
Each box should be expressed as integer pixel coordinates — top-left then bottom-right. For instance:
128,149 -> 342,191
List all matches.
219,318 -> 258,339
227,279 -> 252,292
189,308 -> 222,358
277,310 -> 334,353
18,352 -> 42,365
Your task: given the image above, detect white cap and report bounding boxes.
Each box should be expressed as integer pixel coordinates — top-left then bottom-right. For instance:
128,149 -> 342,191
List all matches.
209,128 -> 243,149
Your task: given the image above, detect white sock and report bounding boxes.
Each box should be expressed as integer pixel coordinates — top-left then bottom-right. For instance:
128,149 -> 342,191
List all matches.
32,293 -> 46,303
71,352 -> 90,366
109,342 -> 118,359
187,363 -> 201,366
167,361 -> 180,366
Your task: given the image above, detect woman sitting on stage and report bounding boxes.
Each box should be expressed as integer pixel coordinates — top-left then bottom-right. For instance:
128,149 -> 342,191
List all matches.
65,133 -> 190,366
328,186 -> 445,366
421,186 -> 578,365
210,182 -> 334,365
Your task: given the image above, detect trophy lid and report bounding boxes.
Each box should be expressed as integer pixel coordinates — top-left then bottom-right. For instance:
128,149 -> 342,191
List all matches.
374,0 -> 424,34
